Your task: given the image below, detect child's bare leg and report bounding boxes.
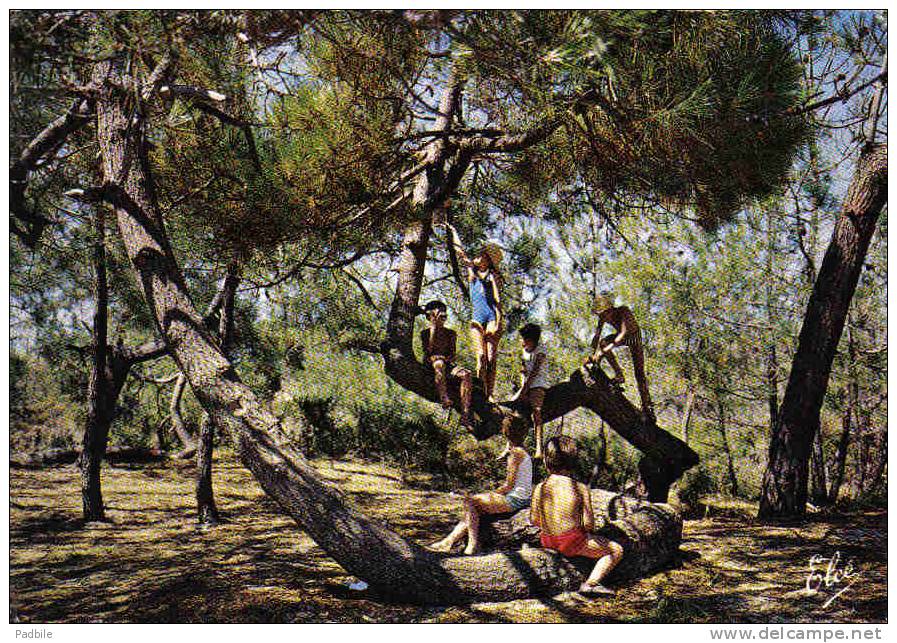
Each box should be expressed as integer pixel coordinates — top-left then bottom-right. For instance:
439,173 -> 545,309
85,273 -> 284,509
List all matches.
630,344 -> 654,419
457,368 -> 473,424
577,537 -> 624,592
431,359 -> 453,408
464,491 -> 512,555
430,519 -> 468,552
600,339 -> 625,384
470,326 -> 487,383
463,497 -> 480,555
533,407 -> 544,460
483,334 -> 499,400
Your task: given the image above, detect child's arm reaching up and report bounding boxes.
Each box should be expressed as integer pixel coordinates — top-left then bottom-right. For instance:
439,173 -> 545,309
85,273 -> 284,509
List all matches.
588,319 -> 606,363
445,223 -> 473,271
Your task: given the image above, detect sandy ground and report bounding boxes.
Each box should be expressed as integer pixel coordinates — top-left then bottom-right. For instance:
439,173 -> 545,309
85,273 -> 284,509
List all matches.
9,453 -> 887,623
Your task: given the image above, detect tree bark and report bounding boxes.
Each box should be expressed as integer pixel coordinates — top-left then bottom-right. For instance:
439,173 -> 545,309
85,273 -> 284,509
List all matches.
828,319 -> 858,503
195,415 -> 219,525
170,374 -> 196,456
717,402 -> 738,497
759,144 -> 887,519
809,427 -> 829,506
479,489 -> 683,581
79,206 -> 111,521
828,410 -> 852,504
865,426 -> 887,494
196,263 -> 239,525
681,386 -> 695,446
93,53 -> 685,605
78,203 -> 166,522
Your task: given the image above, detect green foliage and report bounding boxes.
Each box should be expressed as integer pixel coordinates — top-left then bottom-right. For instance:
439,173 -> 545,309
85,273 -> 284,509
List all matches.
456,10 -> 810,227
676,466 -> 718,508
10,351 -> 80,453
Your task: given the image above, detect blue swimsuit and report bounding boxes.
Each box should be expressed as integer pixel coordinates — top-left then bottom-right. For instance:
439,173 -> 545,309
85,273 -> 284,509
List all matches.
470,273 -> 497,326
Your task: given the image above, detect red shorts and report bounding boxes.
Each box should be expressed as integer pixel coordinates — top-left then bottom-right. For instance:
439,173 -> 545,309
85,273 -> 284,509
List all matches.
540,528 -> 588,557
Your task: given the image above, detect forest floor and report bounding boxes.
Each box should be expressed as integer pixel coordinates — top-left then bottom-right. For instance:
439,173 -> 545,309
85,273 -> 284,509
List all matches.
10,452 -> 887,624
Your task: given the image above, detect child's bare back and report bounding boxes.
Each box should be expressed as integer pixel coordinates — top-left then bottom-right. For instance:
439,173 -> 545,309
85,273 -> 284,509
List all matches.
531,436 -> 623,597
532,474 -> 592,537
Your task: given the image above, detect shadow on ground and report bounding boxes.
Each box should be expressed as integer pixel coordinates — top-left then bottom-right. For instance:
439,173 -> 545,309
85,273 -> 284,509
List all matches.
9,453 -> 887,623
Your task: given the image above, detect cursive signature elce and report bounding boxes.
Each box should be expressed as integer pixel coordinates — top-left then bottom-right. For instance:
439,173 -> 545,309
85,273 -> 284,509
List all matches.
806,551 -> 860,608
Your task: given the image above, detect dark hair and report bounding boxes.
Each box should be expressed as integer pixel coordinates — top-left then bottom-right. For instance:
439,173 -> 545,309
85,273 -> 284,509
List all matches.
501,417 -> 528,447
519,323 -> 542,344
544,436 -> 577,473
422,300 -> 447,314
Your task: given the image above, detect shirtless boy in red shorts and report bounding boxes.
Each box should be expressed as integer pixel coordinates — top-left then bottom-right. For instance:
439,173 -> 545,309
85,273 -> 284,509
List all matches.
530,436 -> 624,596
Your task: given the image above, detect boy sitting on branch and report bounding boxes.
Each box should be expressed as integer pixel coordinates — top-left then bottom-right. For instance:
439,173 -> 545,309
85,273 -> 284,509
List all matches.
419,300 -> 473,427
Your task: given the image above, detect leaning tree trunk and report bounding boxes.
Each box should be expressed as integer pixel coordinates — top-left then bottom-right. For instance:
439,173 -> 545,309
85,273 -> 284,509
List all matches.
480,489 -> 683,581
93,53 -> 683,605
759,144 -> 887,519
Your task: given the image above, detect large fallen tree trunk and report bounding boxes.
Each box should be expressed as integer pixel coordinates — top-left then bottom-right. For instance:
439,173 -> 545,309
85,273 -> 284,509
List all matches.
91,51 -> 684,605
12,446 -> 168,469
479,489 -> 683,582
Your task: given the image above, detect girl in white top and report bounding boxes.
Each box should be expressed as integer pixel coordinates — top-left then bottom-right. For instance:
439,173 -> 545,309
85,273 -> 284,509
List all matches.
428,421 -> 532,555
511,323 -> 550,459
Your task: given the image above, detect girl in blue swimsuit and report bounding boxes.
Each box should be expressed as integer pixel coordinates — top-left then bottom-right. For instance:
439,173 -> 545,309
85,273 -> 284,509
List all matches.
446,224 -> 504,401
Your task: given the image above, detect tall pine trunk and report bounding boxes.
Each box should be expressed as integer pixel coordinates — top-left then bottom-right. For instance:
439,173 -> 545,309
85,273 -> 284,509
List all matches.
828,410 -> 852,504
717,402 -> 738,496
681,386 -> 695,446
195,415 -> 219,524
79,207 -> 111,522
196,264 -> 239,525
759,144 -> 887,519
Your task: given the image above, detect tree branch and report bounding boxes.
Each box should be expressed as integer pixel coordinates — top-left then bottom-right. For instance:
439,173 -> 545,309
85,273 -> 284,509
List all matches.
10,97 -> 94,246
160,84 -> 261,170
115,338 -> 168,365
790,69 -> 888,116
458,117 -> 561,155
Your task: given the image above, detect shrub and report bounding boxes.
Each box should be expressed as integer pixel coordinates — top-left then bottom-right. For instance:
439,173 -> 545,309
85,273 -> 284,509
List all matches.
676,466 -> 717,508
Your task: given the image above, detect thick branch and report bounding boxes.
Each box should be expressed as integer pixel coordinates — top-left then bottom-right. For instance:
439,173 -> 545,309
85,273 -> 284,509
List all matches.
459,117 -> 561,155
10,98 -> 94,246
115,338 -> 168,365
